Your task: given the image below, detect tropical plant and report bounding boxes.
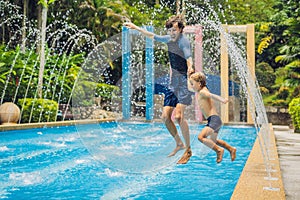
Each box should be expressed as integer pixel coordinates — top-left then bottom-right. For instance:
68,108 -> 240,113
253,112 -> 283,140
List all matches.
256,0 -> 300,106
289,97 -> 300,132
0,44 -> 85,106
18,98 -> 58,123
95,83 -> 120,102
255,62 -> 276,94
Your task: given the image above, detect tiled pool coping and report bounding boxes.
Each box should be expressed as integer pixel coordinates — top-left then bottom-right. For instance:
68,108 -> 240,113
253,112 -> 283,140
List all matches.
231,124 -> 285,200
0,120 -> 286,199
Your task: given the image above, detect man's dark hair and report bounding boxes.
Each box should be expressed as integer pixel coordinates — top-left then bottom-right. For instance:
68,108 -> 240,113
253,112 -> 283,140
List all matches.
165,15 -> 185,32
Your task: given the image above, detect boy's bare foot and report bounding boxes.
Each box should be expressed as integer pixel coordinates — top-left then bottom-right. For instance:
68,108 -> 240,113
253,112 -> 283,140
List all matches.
177,148 -> 192,164
168,144 -> 185,157
216,148 -> 224,163
230,147 -> 236,161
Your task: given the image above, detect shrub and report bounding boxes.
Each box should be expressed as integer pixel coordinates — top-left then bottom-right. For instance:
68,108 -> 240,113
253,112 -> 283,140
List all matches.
18,98 -> 58,123
260,86 -> 269,95
276,86 -> 290,100
256,62 -> 276,93
270,99 -> 287,107
291,85 -> 300,99
72,80 -> 96,107
95,83 -> 120,102
289,98 -> 300,132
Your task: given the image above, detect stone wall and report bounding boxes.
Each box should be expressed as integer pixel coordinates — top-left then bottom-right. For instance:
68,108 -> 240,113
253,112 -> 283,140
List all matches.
265,106 -> 292,126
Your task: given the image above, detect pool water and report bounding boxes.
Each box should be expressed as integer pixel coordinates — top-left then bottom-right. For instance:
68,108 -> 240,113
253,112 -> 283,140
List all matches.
0,122 -> 256,200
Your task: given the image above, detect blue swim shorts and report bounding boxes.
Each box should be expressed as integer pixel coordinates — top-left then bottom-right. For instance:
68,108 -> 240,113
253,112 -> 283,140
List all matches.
163,75 -> 193,107
206,115 -> 222,133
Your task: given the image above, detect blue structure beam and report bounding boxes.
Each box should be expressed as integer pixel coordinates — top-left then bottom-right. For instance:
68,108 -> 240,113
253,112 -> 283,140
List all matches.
145,26 -> 154,120
122,26 -> 131,120
122,26 -> 154,120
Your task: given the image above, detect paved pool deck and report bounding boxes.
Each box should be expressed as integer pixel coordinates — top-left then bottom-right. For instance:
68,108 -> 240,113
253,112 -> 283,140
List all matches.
273,125 -> 300,200
231,124 -> 300,200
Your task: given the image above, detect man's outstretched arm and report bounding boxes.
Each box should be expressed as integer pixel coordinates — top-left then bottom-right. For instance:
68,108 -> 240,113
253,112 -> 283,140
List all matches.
124,22 -> 155,39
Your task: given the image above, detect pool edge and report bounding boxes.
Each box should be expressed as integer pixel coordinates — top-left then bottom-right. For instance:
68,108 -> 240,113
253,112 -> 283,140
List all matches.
0,120 -> 286,199
230,123 -> 286,200
0,118 -> 115,131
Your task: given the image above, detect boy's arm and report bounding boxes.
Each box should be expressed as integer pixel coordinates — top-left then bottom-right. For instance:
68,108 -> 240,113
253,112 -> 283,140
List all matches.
201,90 -> 228,104
124,22 -> 155,39
210,93 -> 228,104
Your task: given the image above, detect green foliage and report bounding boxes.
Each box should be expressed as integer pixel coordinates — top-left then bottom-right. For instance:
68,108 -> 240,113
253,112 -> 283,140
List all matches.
126,2 -> 172,27
0,45 -> 84,104
95,83 -> 120,101
72,80 -> 96,107
18,98 -> 58,123
218,0 -> 276,24
257,34 -> 273,54
49,0 -> 133,42
256,62 -> 276,93
38,0 -> 56,8
291,85 -> 300,99
42,51 -> 84,103
289,98 -> 300,131
276,86 -> 290,100
271,99 -> 287,107
257,0 -> 300,107
0,45 -> 38,102
259,87 -> 269,95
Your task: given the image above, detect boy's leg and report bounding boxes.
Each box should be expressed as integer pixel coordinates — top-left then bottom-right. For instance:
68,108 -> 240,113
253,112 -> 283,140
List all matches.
216,139 -> 236,161
199,127 -> 224,163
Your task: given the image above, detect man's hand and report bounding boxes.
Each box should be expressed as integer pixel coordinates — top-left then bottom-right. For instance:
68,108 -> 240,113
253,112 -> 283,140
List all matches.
188,67 -> 195,77
123,22 -> 155,39
124,22 -> 138,30
186,57 -> 194,77
222,98 -> 229,104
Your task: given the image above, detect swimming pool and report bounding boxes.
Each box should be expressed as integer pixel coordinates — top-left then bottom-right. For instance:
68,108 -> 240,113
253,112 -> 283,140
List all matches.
0,122 -> 256,200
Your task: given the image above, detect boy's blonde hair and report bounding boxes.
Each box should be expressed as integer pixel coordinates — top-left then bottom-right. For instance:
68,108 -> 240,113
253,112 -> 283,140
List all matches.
190,72 -> 206,87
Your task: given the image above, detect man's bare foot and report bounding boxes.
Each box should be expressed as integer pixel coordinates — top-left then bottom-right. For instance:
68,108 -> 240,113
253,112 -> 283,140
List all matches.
168,144 -> 185,157
216,148 -> 224,163
177,148 -> 192,164
230,147 -> 236,161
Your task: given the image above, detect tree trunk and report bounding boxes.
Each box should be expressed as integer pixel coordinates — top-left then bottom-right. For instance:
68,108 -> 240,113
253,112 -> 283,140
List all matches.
37,1 -> 48,98
176,0 -> 186,19
36,3 -> 42,54
2,24 -> 5,45
176,0 -> 180,15
21,0 -> 28,53
182,0 -> 186,18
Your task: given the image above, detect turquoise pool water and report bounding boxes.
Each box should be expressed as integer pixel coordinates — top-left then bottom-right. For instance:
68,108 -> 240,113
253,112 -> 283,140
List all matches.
0,122 -> 256,200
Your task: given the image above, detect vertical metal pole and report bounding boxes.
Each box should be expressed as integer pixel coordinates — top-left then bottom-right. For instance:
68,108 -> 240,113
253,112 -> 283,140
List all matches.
122,26 -> 131,120
145,26 -> 154,120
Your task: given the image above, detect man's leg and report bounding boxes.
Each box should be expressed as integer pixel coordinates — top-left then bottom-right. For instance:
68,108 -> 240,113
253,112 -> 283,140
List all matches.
175,104 -> 192,164
162,106 -> 185,157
